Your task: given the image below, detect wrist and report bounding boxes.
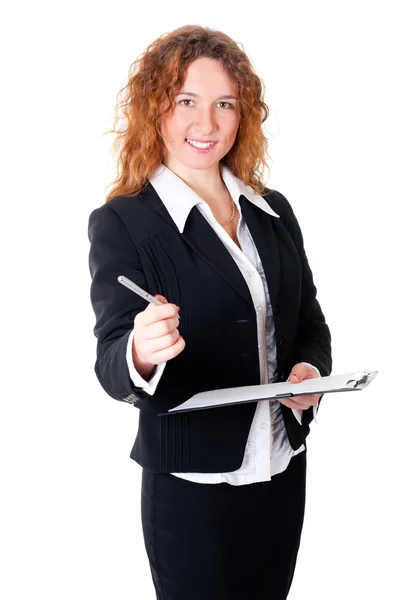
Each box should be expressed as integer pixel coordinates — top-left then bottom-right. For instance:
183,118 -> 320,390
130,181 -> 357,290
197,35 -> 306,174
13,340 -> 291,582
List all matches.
132,338 -> 156,381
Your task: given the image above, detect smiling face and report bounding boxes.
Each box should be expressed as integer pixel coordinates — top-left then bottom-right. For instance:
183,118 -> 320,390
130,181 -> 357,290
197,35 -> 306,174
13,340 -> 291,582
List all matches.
159,57 -> 240,174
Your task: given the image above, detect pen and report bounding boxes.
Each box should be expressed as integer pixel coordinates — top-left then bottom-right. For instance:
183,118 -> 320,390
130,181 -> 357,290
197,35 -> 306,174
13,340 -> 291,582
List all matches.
117,275 -> 180,319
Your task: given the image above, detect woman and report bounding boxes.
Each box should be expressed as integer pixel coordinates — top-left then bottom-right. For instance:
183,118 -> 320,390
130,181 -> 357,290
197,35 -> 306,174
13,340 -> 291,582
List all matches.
88,25 -> 332,600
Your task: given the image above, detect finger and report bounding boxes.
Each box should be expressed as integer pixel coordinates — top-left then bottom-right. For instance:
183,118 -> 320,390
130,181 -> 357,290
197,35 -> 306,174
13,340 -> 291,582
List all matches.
154,294 -> 168,304
291,397 -> 312,409
139,328 -> 181,355
139,302 -> 180,326
295,393 -> 321,403
281,394 -> 320,410
281,397 -> 313,410
145,332 -> 186,363
153,295 -> 181,318
288,363 -> 319,382
145,315 -> 180,340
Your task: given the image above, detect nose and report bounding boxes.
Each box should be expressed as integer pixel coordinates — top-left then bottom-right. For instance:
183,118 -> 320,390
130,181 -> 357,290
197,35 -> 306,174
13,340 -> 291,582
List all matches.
194,106 -> 216,135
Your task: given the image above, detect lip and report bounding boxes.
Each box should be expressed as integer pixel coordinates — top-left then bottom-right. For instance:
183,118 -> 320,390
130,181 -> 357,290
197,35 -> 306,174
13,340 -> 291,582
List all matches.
186,138 -> 217,143
185,139 -> 218,154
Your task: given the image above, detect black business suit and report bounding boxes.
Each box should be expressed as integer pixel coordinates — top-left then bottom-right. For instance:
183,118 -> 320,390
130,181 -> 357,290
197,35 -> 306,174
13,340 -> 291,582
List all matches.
88,182 -> 332,471
88,179 -> 332,599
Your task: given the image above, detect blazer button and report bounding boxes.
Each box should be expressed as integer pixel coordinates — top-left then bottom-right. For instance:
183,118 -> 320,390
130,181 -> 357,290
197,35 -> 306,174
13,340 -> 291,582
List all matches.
279,336 -> 287,349
274,302 -> 281,316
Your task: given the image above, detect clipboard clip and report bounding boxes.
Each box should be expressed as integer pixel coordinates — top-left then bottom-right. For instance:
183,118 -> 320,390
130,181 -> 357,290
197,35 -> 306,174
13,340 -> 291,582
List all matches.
346,370 -> 378,388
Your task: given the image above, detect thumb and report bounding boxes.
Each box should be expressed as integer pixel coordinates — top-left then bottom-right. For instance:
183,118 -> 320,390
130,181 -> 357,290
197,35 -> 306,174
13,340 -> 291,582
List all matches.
288,365 -> 308,383
154,294 -> 168,304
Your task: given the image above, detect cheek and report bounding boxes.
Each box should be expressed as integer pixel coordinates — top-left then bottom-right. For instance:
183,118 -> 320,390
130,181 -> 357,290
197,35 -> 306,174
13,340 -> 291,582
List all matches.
225,118 -> 240,143
164,114 -> 187,140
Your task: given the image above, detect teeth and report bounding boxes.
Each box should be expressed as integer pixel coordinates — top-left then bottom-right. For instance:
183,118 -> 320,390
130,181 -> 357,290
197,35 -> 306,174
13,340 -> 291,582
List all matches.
187,139 -> 215,149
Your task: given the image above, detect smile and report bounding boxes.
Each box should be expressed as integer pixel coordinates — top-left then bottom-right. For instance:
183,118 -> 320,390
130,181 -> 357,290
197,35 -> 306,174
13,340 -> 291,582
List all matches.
185,139 -> 218,154
186,139 -> 217,149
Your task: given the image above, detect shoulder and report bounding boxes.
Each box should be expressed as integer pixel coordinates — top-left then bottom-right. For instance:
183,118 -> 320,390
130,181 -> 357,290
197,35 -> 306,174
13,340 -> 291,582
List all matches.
87,198 -> 135,236
108,192 -> 154,220
87,187 -> 171,246
88,194 -> 147,221
87,198 -> 138,248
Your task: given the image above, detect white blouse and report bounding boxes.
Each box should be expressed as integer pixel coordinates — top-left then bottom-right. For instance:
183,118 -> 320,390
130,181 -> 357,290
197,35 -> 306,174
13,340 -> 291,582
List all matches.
126,163 -> 320,485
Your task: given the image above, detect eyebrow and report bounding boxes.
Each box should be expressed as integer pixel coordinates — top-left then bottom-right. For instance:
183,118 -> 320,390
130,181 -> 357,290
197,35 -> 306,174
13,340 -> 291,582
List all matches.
175,92 -> 238,100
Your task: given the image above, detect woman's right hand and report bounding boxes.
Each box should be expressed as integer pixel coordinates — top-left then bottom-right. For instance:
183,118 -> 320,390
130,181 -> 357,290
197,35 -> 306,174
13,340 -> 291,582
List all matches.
132,294 -> 186,367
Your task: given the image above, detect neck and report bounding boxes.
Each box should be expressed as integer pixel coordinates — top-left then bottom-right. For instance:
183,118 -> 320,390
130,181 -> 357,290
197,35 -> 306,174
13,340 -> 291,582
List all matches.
163,158 -> 228,199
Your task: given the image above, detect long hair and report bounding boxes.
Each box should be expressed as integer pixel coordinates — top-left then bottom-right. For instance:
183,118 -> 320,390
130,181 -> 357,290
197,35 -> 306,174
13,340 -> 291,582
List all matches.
104,25 -> 272,203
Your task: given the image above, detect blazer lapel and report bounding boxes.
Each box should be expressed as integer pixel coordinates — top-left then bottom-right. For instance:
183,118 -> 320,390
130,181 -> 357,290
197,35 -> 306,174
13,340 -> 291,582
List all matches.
181,206 -> 254,308
142,183 -> 282,311
239,196 -> 281,310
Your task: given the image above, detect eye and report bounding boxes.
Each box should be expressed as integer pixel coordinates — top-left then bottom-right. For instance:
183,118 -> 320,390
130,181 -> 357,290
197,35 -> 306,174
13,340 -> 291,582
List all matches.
178,99 -> 194,107
178,99 -> 234,109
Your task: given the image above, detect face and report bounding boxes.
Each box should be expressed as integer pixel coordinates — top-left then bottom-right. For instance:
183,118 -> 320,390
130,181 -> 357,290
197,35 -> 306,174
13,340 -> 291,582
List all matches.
159,57 -> 240,173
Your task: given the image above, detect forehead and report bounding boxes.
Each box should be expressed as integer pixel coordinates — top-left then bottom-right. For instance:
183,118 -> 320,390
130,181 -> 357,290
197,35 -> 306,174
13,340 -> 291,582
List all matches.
179,57 -> 237,94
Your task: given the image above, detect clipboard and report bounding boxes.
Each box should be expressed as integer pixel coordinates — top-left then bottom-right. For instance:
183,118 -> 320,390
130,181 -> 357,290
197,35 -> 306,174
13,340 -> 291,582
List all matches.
158,369 -> 379,416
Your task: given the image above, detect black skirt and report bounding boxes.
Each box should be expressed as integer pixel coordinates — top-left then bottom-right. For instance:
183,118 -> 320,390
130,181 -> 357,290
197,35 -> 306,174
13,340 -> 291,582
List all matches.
141,450 -> 307,600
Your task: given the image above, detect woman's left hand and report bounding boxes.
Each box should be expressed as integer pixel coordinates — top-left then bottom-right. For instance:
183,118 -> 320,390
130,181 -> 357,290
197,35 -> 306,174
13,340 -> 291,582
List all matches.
277,363 -> 322,411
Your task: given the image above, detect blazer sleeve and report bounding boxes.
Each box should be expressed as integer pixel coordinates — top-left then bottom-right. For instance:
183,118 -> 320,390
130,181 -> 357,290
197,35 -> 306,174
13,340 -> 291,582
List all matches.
275,191 -> 333,425
87,202 -> 157,408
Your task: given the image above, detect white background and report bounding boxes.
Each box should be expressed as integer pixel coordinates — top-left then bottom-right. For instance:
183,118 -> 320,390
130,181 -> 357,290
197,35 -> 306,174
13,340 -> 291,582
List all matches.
2,1 -> 412,598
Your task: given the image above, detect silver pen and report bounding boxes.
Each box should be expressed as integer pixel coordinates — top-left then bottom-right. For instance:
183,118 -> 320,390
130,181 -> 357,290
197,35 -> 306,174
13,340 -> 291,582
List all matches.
117,275 -> 180,319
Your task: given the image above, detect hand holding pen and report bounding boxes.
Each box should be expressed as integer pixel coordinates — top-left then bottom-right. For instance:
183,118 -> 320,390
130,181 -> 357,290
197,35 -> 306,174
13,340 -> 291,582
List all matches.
118,276 -> 185,370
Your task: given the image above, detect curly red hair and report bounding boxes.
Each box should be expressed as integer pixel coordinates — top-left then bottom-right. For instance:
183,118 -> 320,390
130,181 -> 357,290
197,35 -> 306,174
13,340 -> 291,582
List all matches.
104,25 -> 272,203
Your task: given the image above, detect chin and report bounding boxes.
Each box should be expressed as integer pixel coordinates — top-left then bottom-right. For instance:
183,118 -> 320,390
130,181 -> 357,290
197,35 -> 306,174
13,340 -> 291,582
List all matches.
181,153 -> 221,168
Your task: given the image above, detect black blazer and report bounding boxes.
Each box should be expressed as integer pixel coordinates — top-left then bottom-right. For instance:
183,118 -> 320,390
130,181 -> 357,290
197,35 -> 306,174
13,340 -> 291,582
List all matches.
88,183 -> 332,472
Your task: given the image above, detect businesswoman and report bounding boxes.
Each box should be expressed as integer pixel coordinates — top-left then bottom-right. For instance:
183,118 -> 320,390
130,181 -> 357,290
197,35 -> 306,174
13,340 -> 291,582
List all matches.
88,25 -> 332,600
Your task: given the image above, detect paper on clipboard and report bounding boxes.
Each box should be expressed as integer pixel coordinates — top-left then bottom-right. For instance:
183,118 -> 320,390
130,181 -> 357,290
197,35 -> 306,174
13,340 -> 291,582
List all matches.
159,370 -> 378,416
